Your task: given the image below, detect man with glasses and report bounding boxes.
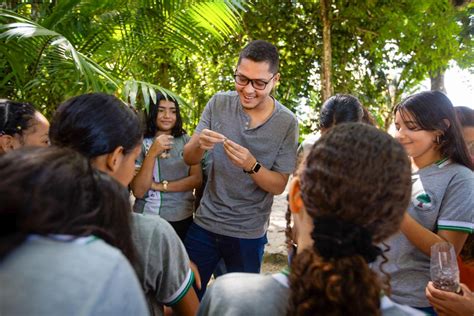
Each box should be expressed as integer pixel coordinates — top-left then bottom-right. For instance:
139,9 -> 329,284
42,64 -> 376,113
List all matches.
183,40 -> 298,298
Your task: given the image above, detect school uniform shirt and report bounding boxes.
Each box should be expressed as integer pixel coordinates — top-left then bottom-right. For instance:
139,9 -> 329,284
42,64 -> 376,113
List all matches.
0,235 -> 149,315
131,213 -> 194,315
198,270 -> 423,316
135,135 -> 195,221
375,159 -> 474,307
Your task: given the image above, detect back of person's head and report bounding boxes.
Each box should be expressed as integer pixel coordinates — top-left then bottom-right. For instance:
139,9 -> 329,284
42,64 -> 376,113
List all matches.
0,99 -> 36,137
455,106 -> 474,128
395,91 -> 473,170
288,123 -> 411,316
49,93 -> 142,159
237,40 -> 279,74
145,92 -> 186,138
0,100 -> 49,153
319,94 -> 364,131
0,146 -> 136,263
361,106 -> 376,126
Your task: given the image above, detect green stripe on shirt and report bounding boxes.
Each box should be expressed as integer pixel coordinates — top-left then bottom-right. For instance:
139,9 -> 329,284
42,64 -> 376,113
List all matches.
167,270 -> 195,306
438,225 -> 473,234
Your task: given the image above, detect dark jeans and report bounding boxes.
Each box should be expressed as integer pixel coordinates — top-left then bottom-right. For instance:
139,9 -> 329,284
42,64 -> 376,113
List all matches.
168,216 -> 193,242
412,306 -> 437,315
184,222 -> 267,300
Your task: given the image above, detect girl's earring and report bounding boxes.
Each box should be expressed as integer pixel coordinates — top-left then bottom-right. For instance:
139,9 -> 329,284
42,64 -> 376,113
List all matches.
436,135 -> 441,145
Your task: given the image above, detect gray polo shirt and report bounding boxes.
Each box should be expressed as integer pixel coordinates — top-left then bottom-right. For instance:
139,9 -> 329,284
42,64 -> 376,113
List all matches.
375,160 -> 474,307
198,271 -> 423,316
0,236 -> 149,316
194,91 -> 298,239
131,213 -> 194,315
136,135 -> 195,221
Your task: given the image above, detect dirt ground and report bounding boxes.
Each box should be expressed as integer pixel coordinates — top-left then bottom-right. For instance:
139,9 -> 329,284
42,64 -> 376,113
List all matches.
261,190 -> 289,274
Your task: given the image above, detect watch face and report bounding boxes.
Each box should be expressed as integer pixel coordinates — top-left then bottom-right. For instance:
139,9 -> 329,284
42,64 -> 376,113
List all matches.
253,162 -> 261,173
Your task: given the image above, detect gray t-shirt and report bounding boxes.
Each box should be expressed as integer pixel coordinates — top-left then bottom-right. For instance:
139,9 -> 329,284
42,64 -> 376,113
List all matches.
135,135 -> 195,221
375,160 -> 474,307
131,213 -> 194,315
198,271 -> 423,316
194,91 -> 299,238
0,235 -> 149,316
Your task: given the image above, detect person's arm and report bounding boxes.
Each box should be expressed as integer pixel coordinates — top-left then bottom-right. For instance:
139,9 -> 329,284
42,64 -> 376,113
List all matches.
151,163 -> 202,192
426,282 -> 474,316
171,290 -> 199,316
131,135 -> 172,198
183,129 -> 225,166
223,139 -> 289,195
400,213 -> 468,256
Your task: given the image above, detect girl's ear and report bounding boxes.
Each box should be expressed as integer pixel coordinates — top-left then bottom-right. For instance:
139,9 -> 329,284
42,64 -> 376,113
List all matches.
0,134 -> 18,152
289,177 -> 304,214
105,146 -> 124,173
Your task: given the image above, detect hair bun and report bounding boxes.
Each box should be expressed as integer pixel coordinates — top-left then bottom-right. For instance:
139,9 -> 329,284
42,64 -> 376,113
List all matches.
311,216 -> 382,263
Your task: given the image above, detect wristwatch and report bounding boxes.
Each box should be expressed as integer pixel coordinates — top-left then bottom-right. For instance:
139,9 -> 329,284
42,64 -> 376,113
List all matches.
243,161 -> 262,174
162,180 -> 169,191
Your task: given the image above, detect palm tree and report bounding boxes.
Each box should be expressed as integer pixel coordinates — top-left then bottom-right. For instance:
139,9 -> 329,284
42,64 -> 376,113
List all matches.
0,0 -> 244,114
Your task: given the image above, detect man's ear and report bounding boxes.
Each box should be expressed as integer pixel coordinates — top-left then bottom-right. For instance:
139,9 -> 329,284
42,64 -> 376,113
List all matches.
105,146 -> 124,173
274,72 -> 281,83
288,177 -> 304,214
0,135 -> 17,153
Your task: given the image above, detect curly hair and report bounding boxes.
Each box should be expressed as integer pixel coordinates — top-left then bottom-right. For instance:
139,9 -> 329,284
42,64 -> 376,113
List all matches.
287,123 -> 412,316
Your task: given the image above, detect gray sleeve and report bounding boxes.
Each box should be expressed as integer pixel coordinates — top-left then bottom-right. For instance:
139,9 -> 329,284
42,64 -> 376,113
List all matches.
271,115 -> 299,174
194,95 -> 216,134
149,220 -> 193,305
135,141 -> 146,168
437,170 -> 474,233
198,277 -> 241,316
91,258 -> 149,315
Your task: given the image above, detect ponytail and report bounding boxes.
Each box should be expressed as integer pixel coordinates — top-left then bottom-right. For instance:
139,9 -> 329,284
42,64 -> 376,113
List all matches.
287,216 -> 384,316
288,250 -> 381,316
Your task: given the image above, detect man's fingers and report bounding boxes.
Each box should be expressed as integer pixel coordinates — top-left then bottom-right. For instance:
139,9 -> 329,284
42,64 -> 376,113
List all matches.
202,129 -> 226,142
224,145 -> 241,164
223,141 -> 243,159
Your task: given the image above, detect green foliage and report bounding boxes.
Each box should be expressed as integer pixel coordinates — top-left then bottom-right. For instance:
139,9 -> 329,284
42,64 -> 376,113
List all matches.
0,0 -> 244,118
1,0 -> 471,136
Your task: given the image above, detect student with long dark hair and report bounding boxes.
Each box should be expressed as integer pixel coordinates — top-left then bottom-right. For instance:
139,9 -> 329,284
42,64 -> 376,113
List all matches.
49,93 -> 199,316
198,123 -> 421,315
0,99 -> 49,154
0,147 -> 148,315
132,92 -> 202,241
381,91 -> 474,314
298,94 -> 371,160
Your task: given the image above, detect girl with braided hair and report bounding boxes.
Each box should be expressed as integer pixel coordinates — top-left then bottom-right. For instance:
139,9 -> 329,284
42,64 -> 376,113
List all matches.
0,99 -> 49,154
198,123 -> 421,316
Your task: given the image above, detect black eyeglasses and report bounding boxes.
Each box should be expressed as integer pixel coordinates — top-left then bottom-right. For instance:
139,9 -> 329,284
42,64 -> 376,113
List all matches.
233,73 -> 276,90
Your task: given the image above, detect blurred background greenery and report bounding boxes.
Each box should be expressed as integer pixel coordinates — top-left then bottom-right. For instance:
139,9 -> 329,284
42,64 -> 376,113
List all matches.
1,0 -> 472,138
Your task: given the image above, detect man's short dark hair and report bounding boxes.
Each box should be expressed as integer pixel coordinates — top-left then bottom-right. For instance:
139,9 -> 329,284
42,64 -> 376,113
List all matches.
237,40 -> 279,74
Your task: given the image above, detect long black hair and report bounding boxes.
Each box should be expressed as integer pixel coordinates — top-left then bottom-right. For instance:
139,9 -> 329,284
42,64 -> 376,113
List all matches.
144,92 -> 186,138
49,93 -> 143,158
0,147 -> 136,263
395,91 -> 473,170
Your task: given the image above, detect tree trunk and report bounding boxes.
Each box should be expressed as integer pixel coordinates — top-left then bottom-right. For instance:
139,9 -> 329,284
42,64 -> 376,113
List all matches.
430,69 -> 447,93
320,0 -> 333,102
